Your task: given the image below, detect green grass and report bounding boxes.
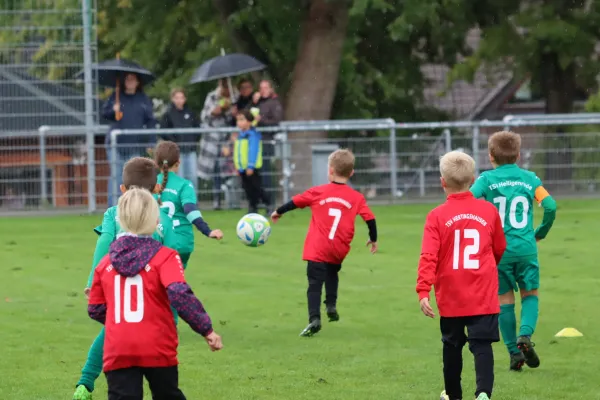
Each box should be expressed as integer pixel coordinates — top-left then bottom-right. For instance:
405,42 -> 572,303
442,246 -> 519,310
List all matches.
1,199 -> 600,399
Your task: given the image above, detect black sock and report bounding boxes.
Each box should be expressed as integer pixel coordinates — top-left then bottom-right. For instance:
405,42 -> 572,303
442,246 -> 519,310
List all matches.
469,340 -> 494,398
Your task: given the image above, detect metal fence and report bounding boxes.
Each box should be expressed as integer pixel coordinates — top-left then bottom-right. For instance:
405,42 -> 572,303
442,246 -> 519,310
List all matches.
2,116 -> 600,214
0,0 -> 98,213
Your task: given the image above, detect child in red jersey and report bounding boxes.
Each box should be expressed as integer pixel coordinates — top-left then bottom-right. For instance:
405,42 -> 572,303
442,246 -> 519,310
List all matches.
271,149 -> 378,337
88,188 -> 223,399
416,151 -> 506,400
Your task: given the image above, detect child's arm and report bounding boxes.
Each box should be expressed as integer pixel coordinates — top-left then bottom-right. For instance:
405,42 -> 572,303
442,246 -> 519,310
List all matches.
87,269 -> 107,324
492,210 -> 507,264
86,210 -> 116,288
358,198 -> 377,253
271,188 -> 317,223
416,212 -> 441,303
534,186 -> 557,241
470,175 -> 487,198
180,183 -> 222,239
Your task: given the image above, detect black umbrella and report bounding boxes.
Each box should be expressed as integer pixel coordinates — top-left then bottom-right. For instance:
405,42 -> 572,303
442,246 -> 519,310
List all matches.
75,58 -> 155,87
189,53 -> 266,84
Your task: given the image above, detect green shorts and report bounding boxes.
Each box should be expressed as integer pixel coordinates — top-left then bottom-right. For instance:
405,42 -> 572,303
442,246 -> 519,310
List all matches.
498,255 -> 540,295
180,252 -> 191,269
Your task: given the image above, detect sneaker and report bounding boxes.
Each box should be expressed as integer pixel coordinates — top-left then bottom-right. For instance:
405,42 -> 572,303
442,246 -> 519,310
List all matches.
73,385 -> 92,400
517,336 -> 540,368
299,319 -> 322,337
509,351 -> 526,371
326,306 -> 339,322
440,390 -> 450,400
475,393 -> 490,400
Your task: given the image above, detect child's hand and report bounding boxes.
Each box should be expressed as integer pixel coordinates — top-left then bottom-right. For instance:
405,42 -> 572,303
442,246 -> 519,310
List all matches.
205,331 -> 223,352
271,211 -> 281,223
419,298 -> 435,318
209,229 -> 224,240
84,287 -> 91,299
246,168 -> 254,176
366,240 -> 377,254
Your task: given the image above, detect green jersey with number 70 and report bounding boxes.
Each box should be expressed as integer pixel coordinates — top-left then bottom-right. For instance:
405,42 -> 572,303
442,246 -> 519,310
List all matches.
157,171 -> 198,254
470,164 -> 554,259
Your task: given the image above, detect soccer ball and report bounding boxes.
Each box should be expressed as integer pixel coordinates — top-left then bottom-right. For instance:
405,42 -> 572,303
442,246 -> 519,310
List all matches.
236,213 -> 271,247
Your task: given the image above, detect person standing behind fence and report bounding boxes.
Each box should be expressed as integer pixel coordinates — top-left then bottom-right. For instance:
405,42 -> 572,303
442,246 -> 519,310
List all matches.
160,88 -> 201,194
234,110 -> 271,214
199,79 -> 237,210
250,79 -> 284,197
103,72 -> 157,207
231,79 -> 254,118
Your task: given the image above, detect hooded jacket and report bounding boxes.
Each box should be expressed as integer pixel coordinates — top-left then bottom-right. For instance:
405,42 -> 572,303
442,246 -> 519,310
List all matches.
160,103 -> 201,152
88,235 -> 213,337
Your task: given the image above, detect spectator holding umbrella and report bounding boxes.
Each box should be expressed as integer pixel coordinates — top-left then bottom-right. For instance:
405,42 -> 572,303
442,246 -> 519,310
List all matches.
250,79 -> 284,196
160,88 -> 201,194
198,79 -> 238,210
102,72 -> 157,206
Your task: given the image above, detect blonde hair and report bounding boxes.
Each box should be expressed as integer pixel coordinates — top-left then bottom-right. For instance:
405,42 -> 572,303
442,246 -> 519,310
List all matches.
117,187 -> 159,236
328,149 -> 355,178
439,151 -> 476,190
488,131 -> 521,165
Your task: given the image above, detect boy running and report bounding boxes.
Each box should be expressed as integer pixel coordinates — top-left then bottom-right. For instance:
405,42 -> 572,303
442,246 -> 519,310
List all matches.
74,157 -> 178,400
417,151 -> 506,400
470,131 -> 557,371
271,149 -> 378,337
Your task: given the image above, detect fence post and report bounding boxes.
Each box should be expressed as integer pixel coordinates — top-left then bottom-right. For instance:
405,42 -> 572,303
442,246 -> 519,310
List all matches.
82,0 -> 96,213
110,130 -> 120,206
280,129 -> 291,202
472,124 -> 480,176
443,129 -> 452,153
39,126 -> 49,208
419,168 -> 425,197
388,119 -> 397,201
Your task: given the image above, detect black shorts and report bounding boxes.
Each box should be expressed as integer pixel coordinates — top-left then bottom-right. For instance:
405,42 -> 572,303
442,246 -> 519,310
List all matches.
440,314 -> 500,347
105,366 -> 186,400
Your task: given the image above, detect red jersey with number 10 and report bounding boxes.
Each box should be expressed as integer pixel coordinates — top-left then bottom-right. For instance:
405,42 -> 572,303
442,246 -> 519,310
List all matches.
89,247 -> 185,372
416,192 -> 506,317
292,183 -> 375,265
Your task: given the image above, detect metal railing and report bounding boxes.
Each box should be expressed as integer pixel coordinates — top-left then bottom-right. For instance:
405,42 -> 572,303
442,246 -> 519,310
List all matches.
2,115 -> 600,213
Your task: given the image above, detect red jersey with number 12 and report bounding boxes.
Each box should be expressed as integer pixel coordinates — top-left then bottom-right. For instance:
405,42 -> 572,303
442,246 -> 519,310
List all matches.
292,183 -> 375,265
416,192 -> 506,317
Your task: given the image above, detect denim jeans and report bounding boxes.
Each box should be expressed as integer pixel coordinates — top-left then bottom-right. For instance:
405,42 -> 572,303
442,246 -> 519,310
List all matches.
106,145 -> 142,207
177,151 -> 198,194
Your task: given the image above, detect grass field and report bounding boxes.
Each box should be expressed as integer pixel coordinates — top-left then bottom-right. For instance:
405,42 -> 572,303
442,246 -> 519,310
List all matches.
1,199 -> 600,399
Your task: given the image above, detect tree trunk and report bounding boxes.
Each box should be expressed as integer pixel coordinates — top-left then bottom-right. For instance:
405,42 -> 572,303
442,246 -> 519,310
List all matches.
284,0 -> 350,193
540,51 -> 576,191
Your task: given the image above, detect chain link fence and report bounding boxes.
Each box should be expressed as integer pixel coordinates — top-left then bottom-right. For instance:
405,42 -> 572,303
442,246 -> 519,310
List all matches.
0,116 -> 596,214
0,0 -> 98,212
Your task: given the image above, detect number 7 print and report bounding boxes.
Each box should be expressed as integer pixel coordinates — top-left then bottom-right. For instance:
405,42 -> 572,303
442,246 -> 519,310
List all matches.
328,208 -> 342,240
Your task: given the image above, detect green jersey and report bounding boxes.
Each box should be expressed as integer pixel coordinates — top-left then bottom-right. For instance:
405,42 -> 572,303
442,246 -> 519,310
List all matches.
86,205 -> 176,287
470,164 -> 555,259
157,171 -> 198,254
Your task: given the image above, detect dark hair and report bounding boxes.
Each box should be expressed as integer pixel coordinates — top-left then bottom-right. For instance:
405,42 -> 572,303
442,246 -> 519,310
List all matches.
122,157 -> 158,191
154,141 -> 180,200
238,109 -> 254,122
122,72 -> 143,93
237,78 -> 252,89
488,131 -> 521,165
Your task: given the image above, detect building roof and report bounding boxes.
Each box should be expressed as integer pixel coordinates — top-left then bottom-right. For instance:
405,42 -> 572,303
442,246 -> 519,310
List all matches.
0,66 -> 103,135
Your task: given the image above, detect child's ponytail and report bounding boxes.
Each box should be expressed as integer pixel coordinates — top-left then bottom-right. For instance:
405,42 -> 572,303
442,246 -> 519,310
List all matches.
153,141 -> 181,203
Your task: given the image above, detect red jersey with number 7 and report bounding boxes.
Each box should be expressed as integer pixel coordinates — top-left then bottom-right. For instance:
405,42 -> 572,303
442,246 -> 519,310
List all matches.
416,192 -> 506,317
292,183 -> 375,265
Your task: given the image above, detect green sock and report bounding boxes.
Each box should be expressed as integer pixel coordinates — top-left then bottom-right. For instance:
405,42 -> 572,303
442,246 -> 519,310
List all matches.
499,304 -> 519,354
519,295 -> 539,337
77,328 -> 105,391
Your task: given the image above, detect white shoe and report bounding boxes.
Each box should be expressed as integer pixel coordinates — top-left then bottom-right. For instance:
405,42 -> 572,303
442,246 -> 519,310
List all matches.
440,391 -> 450,400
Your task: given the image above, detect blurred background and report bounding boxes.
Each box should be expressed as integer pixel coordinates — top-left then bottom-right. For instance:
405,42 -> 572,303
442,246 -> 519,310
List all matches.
2,0 -> 600,213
